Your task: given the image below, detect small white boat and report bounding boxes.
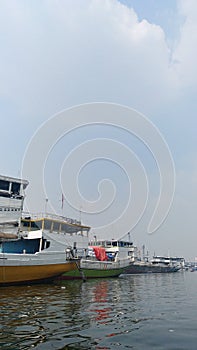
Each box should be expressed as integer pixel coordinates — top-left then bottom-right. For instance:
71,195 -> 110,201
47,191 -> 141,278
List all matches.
59,239 -> 135,279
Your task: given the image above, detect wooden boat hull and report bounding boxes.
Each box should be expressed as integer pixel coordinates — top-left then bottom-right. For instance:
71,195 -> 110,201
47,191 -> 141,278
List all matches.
0,261 -> 77,285
59,267 -> 124,279
59,259 -> 128,280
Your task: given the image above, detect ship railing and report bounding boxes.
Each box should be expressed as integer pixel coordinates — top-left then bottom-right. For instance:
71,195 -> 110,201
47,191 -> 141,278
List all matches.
22,211 -> 87,227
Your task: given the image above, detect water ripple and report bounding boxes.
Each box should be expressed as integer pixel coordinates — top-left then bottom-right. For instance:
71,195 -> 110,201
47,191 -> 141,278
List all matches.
1,273 -> 197,349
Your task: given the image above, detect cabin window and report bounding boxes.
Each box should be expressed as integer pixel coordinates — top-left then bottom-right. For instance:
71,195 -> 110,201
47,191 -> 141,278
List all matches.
22,220 -> 31,228
31,221 -> 41,229
53,222 -> 60,232
11,182 -> 20,195
44,220 -> 52,231
61,224 -> 67,233
0,180 -> 9,191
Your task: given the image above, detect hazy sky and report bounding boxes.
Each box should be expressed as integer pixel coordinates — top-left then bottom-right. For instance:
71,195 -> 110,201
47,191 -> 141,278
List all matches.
0,0 -> 197,260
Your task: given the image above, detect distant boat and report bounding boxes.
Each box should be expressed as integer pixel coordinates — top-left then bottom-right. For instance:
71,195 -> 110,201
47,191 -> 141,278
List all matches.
124,255 -> 181,274
0,174 -> 90,285
59,239 -> 135,279
190,266 -> 197,272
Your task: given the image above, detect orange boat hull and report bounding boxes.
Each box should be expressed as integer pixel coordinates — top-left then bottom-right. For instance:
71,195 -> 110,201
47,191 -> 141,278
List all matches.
0,261 -> 77,285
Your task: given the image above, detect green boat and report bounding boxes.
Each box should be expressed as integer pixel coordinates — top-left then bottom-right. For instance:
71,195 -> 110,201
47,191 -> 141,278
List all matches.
59,240 -> 135,280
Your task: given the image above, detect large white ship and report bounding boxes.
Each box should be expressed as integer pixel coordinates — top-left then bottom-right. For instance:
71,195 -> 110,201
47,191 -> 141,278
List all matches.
0,174 -> 91,285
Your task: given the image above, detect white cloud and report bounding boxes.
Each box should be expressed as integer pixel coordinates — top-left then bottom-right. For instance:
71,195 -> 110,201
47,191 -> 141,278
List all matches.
173,0 -> 197,87
0,0 -> 179,123
1,0 -> 197,121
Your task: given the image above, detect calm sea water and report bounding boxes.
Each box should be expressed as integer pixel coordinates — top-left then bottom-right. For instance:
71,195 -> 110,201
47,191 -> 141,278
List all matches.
1,271 -> 197,350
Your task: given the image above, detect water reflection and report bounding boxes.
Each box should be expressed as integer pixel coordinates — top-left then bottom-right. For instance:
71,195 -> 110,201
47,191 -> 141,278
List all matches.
89,281 -> 112,323
0,273 -> 192,350
0,278 -> 138,349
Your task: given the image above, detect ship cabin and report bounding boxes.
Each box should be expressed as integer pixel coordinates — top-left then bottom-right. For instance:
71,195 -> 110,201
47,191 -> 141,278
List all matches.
21,213 -> 90,237
0,175 -> 29,226
89,239 -> 135,262
0,175 -> 29,199
89,239 -> 134,248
